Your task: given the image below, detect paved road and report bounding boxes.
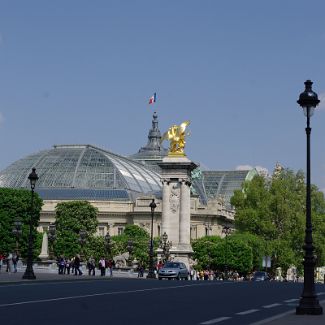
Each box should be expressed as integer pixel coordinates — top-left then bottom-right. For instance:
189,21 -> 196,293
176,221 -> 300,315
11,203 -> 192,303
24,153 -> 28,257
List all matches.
0,278 -> 324,325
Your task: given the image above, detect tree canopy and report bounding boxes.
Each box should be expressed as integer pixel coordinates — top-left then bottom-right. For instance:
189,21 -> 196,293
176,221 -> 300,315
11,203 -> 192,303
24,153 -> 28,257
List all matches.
230,168 -> 325,274
0,188 -> 43,258
54,201 -> 98,258
192,235 -> 253,274
109,224 -> 159,267
192,168 -> 325,275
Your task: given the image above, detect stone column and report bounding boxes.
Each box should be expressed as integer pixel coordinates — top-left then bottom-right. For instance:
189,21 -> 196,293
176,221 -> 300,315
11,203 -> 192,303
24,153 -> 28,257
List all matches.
179,179 -> 191,247
167,181 -> 180,245
161,179 -> 170,236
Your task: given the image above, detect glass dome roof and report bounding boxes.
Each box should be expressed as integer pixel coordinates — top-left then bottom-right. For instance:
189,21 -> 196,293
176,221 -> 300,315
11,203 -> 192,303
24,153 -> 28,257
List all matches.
201,169 -> 258,207
0,145 -> 162,201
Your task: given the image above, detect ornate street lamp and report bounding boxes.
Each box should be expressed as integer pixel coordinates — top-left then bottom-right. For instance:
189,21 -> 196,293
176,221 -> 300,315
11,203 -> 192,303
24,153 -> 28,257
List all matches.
48,223 -> 56,260
147,198 -> 156,279
222,225 -> 232,280
105,233 -> 111,258
12,217 -> 22,256
296,80 -> 323,315
22,168 -> 38,280
127,240 -> 134,265
159,232 -> 172,263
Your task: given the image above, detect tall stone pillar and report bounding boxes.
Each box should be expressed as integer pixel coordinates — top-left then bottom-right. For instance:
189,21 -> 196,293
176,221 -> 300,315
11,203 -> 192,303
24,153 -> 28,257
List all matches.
159,156 -> 198,268
179,179 -> 191,250
161,179 -> 172,241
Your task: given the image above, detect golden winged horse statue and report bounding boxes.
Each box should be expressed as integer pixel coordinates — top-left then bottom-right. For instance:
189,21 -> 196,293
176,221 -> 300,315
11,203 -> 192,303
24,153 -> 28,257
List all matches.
161,120 -> 190,156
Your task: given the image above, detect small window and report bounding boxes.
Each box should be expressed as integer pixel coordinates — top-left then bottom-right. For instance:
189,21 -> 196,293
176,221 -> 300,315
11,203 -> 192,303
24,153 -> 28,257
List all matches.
118,227 -> 124,235
98,227 -> 105,237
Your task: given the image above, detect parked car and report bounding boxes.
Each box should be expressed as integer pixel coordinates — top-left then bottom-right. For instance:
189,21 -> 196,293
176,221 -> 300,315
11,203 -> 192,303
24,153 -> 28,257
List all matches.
252,271 -> 270,281
158,262 -> 189,280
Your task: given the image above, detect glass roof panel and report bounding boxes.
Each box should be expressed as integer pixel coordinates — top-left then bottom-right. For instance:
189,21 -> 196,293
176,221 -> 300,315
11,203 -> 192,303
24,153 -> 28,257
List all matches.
0,144 -> 162,200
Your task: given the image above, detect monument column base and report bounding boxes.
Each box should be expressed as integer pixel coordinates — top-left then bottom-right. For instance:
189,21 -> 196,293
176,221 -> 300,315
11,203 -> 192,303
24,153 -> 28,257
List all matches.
170,247 -> 193,270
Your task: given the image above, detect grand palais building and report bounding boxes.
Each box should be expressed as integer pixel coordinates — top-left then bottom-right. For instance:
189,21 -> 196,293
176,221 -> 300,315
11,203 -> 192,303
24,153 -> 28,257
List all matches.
0,113 -> 257,240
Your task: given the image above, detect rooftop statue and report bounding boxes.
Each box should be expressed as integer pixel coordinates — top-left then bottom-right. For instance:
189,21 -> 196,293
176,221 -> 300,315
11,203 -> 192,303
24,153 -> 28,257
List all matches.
161,121 -> 190,156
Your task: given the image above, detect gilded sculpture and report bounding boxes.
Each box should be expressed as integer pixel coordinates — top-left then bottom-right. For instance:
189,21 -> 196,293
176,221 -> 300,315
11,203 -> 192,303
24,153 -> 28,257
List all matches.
161,120 -> 190,156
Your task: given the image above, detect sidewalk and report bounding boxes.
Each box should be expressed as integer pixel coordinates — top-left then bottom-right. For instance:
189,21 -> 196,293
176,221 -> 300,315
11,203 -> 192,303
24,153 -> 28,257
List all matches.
0,267 -> 139,284
250,300 -> 325,325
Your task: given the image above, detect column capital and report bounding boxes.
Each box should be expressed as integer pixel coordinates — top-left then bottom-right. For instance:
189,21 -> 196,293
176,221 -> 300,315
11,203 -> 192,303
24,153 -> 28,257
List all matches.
180,178 -> 191,186
162,179 -> 170,185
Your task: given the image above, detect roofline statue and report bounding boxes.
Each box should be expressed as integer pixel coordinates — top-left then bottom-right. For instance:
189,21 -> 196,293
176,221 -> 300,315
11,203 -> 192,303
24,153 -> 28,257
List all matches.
161,121 -> 190,156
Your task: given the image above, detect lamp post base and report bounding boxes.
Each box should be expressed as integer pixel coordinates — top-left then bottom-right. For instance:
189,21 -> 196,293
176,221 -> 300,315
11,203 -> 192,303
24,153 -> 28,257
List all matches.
22,269 -> 36,280
146,270 -> 156,279
296,297 -> 323,315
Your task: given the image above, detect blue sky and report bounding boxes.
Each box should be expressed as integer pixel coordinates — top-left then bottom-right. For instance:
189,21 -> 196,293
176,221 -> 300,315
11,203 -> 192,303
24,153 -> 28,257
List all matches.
0,1 -> 324,192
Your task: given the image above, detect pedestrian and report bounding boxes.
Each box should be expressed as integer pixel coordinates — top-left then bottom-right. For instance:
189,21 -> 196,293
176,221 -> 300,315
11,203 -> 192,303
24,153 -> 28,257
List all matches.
99,257 -> 106,276
65,258 -> 71,275
137,264 -> 144,278
157,260 -> 164,271
0,253 -> 3,273
12,253 -> 19,273
106,259 -> 113,277
70,257 -> 75,274
6,253 -> 13,273
204,270 -> 209,281
87,256 -> 96,276
58,256 -> 65,275
74,254 -> 83,276
189,267 -> 194,280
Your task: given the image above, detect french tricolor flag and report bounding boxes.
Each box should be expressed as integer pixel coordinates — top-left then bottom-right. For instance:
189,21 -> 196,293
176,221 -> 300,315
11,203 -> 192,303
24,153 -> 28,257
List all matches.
149,93 -> 157,105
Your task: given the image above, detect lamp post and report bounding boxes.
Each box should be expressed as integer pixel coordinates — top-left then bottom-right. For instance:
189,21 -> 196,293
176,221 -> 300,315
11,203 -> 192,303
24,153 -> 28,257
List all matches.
105,233 -> 111,258
22,168 -> 38,280
127,240 -> 134,266
12,217 -> 22,256
147,198 -> 156,279
296,80 -> 323,315
222,225 -> 231,280
48,223 -> 56,260
159,232 -> 171,263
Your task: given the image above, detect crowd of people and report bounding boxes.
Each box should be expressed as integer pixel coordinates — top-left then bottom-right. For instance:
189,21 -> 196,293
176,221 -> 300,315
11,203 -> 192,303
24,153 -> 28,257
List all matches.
189,269 -> 242,281
56,255 -> 115,277
0,252 -> 246,282
0,252 -> 19,273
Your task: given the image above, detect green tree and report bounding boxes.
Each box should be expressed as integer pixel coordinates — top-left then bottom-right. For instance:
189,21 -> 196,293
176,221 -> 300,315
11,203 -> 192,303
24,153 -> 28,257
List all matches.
267,239 -> 297,275
0,188 -> 43,259
231,232 -> 266,271
192,236 -> 222,270
54,201 -> 98,259
109,225 -> 160,268
86,236 -> 106,262
192,235 -> 253,274
226,237 -> 253,274
231,168 -> 325,273
311,188 -> 325,267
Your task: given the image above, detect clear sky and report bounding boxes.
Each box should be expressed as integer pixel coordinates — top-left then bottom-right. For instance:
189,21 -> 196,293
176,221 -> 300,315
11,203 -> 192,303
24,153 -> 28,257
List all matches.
0,1 -> 324,193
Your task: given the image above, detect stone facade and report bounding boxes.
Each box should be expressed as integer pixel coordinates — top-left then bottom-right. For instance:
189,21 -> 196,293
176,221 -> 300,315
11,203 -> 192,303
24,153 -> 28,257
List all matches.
37,195 -> 234,239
